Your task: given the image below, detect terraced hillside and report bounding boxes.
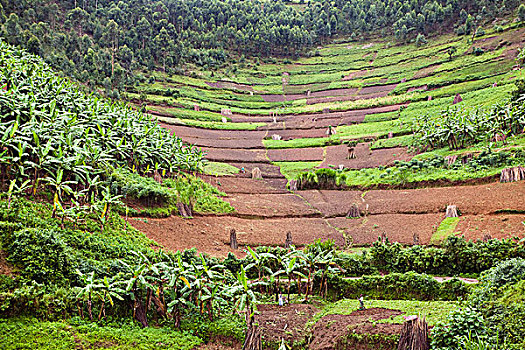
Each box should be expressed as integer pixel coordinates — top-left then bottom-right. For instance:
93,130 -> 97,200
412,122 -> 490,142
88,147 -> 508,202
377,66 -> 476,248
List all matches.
128,26 -> 525,256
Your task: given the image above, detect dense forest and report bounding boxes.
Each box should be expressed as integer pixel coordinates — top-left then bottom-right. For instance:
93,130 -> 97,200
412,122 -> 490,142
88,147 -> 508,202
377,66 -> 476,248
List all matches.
1,0 -> 524,94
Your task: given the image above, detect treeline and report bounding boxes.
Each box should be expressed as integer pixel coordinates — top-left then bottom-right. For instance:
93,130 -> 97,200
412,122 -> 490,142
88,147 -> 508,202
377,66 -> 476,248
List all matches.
1,0 -> 523,90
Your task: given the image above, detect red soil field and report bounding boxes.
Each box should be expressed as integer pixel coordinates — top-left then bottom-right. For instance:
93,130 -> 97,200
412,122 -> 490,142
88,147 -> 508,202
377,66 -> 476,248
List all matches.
320,144 -> 412,169
127,215 -> 343,257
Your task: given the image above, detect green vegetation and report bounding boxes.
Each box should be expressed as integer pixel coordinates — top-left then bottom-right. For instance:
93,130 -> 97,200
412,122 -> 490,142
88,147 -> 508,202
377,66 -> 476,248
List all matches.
319,299 -> 457,326
295,147 -> 525,189
430,217 -> 461,245
0,318 -> 202,350
204,162 -> 240,176
272,161 -> 322,180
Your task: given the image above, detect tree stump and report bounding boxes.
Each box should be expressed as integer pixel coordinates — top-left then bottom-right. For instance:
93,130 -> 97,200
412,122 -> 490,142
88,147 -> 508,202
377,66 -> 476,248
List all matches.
221,117 -> 228,123
397,316 -> 429,350
289,180 -> 298,191
381,232 -> 388,244
153,170 -> 162,184
452,93 -> 463,104
177,202 -> 192,218
326,125 -> 336,136
446,205 -> 458,218
252,167 -> 262,179
347,204 -> 361,218
500,166 -> 525,183
347,147 -> 356,159
285,231 -> 293,248
229,228 -> 238,249
388,132 -> 394,139
272,134 -> 282,140
482,233 -> 492,242
243,322 -> 262,350
427,95 -> 432,101
445,155 -> 457,166
461,153 -> 473,165
413,233 -> 420,245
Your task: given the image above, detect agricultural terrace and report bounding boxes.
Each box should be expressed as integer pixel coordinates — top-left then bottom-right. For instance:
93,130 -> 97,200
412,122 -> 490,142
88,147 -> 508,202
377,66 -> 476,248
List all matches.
1,12 -> 525,350
127,25 -> 525,255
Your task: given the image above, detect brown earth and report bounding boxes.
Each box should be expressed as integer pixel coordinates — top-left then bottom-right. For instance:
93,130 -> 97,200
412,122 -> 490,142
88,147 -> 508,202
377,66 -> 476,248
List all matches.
0,250 -> 13,275
206,81 -> 254,92
181,136 -> 264,149
200,175 -> 288,194
226,162 -> 284,178
260,93 -> 306,102
298,181 -> 525,217
127,215 -> 343,257
413,64 -> 440,79
456,214 -> 525,240
267,147 -> 325,162
162,124 -> 267,140
359,83 -> 398,95
258,304 -> 320,345
309,308 -> 403,350
262,128 -> 328,140
224,193 -> 320,218
201,148 -> 269,163
320,143 -> 412,169
343,70 -> 370,81
327,213 -> 442,245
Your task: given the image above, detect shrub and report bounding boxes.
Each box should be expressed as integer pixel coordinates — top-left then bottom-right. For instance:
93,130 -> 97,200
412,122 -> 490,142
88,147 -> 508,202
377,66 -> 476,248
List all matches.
431,307 -> 486,349
7,229 -> 75,286
323,272 -> 471,301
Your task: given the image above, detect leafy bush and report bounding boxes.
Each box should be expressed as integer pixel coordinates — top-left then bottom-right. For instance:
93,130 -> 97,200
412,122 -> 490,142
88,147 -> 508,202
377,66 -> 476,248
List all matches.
431,307 -> 486,349
8,229 -> 75,286
324,272 -> 471,301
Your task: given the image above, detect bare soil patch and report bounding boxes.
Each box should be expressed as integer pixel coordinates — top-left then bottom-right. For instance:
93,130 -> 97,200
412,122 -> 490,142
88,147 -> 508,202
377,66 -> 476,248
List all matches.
267,148 -> 325,162
320,144 -> 412,169
202,148 -> 269,163
343,70 -> 370,81
359,83 -> 397,95
309,88 -> 360,98
284,83 -> 330,94
258,304 -> 319,345
328,213 -> 442,245
413,64 -> 440,79
260,93 -> 305,102
206,81 -> 254,92
262,128 -> 328,140
127,216 -> 343,257
298,182 -> 525,217
307,93 -> 380,105
456,214 -> 525,240
363,181 -> 525,216
226,162 -> 284,178
200,176 -> 288,194
225,193 -> 320,218
162,124 -> 267,140
181,136 -> 264,149
0,250 -> 13,275
310,308 -> 403,350
407,85 -> 428,93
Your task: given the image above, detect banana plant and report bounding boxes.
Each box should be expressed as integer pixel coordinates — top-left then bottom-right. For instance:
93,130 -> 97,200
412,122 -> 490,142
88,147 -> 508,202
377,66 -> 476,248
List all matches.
244,246 -> 277,292
7,178 -> 31,209
225,266 -> 260,327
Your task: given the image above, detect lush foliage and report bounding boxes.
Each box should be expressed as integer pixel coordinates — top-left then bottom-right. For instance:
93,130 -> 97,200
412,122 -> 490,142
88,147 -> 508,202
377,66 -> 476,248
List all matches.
0,41 -> 204,220
3,0 -> 522,91
432,259 -> 525,350
412,100 -> 525,150
323,272 -> 471,301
